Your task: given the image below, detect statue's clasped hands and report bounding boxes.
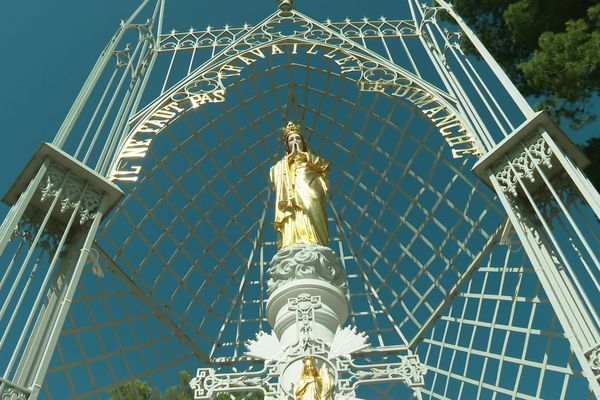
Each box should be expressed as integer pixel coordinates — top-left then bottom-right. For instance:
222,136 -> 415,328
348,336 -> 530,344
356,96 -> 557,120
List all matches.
289,142 -> 309,161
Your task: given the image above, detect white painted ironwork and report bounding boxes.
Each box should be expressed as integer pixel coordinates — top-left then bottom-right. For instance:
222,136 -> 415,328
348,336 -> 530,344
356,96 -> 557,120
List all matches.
0,0 -> 599,399
192,288 -> 426,399
267,244 -> 347,294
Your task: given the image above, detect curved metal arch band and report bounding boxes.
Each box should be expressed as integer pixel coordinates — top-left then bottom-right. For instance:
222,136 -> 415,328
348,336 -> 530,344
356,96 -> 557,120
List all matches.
114,22 -> 481,175
101,83 -> 502,347
108,75 -> 495,275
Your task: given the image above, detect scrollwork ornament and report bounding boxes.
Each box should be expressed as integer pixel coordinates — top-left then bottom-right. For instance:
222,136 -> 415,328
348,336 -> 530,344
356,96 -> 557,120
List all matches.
10,222 -> 32,243
0,387 -> 28,400
60,176 -> 85,214
113,44 -> 131,69
588,344 -> 600,377
40,176 -> 57,202
158,14 -> 420,53
189,366 -> 278,399
511,153 -> 536,184
38,164 -> 105,226
493,136 -> 554,198
495,165 -> 517,197
268,244 -> 347,293
419,4 -> 442,31
440,28 -> 463,65
79,187 -> 103,224
134,20 -> 154,42
277,0 -> 293,12
530,141 -> 552,168
351,355 -> 427,387
41,164 -> 67,202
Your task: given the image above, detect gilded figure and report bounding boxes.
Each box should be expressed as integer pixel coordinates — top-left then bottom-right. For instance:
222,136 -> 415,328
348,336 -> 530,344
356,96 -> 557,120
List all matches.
295,356 -> 334,400
270,122 -> 329,249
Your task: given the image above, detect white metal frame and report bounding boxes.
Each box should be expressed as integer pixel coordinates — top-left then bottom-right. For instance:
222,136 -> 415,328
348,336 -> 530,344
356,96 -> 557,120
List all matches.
0,0 -> 599,399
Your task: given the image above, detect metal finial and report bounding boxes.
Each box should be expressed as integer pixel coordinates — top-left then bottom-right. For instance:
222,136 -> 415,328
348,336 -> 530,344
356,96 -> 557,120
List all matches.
277,0 -> 293,11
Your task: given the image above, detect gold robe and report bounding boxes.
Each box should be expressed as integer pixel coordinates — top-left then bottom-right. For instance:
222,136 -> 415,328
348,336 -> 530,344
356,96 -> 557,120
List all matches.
270,151 -> 329,249
295,374 -> 322,400
295,363 -> 334,400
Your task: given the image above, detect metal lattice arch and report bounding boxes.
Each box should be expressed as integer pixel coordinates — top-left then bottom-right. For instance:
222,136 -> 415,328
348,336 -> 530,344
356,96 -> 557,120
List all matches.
1,1 -> 600,399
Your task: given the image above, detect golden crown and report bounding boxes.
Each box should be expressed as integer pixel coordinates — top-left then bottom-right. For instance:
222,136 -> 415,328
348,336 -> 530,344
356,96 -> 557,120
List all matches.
302,355 -> 316,364
282,121 -> 302,141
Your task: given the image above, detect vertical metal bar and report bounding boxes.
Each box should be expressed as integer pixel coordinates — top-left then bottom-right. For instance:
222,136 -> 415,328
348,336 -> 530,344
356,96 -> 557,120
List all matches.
98,40 -> 151,175
0,238 -> 25,294
555,216 -> 600,292
461,53 -> 515,131
0,171 -> 69,327
74,68 -> 120,159
434,0 -> 534,119
0,205 -> 18,241
2,179 -> 82,380
507,157 -> 600,339
445,43 -> 510,137
379,33 -> 394,63
82,54 -> 136,165
127,45 -> 159,119
397,35 -> 420,77
408,0 -> 494,152
161,45 -> 179,94
0,251 -> 45,372
259,240 -> 265,332
104,48 -> 159,177
542,131 -> 600,219
525,144 -> 600,275
85,39 -> 145,167
415,0 -> 496,151
52,0 -> 153,148
156,0 -> 166,43
28,195 -> 109,400
12,265 -> 63,385
573,201 -> 600,247
188,39 -> 200,75
488,171 -> 600,397
0,163 -> 49,257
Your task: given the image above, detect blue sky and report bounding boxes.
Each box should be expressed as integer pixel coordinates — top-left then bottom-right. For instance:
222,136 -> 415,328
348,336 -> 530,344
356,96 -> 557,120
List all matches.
0,0 -> 410,186
0,0 -> 597,195
0,1 -> 597,398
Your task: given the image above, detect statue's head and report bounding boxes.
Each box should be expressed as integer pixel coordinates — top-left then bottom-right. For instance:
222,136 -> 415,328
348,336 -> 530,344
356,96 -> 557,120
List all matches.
283,121 -> 307,153
301,355 -> 318,375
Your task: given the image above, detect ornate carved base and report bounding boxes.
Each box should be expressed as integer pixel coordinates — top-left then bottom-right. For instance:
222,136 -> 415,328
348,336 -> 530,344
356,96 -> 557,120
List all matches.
267,244 -> 347,295
587,344 -> 600,382
190,288 -> 427,399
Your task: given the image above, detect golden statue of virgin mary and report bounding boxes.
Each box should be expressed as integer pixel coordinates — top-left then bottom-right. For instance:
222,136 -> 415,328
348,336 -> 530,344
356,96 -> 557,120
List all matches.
295,356 -> 334,400
269,122 -> 329,250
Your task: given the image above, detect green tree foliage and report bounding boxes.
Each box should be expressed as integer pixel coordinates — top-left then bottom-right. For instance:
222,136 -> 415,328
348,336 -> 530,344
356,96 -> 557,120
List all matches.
448,0 -> 600,188
108,380 -> 159,400
108,372 -> 263,400
449,0 -> 600,128
108,372 -> 192,400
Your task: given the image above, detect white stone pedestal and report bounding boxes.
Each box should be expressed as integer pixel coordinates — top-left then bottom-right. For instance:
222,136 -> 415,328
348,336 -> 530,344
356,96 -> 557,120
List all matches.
191,245 -> 427,399
265,244 -> 350,396
266,278 -> 349,348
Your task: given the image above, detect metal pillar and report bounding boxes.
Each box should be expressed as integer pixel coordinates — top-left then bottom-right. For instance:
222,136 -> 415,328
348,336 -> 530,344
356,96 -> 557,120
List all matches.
0,144 -> 122,399
473,111 -> 600,396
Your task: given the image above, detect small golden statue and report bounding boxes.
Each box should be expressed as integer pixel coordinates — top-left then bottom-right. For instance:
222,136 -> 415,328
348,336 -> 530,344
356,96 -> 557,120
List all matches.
295,356 -> 334,400
270,122 -> 330,250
